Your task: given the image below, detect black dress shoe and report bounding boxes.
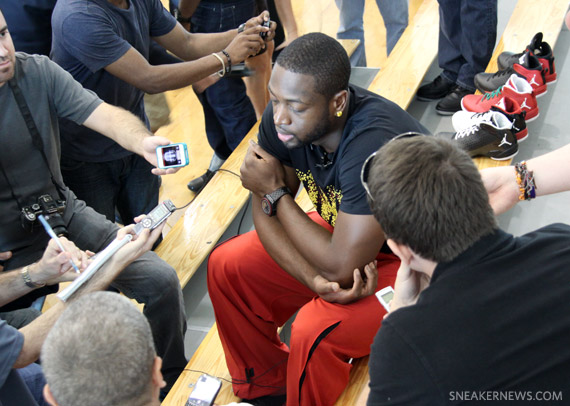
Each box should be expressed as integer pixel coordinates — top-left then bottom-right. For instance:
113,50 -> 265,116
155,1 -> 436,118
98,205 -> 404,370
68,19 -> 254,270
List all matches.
416,75 -> 456,101
435,85 -> 473,116
187,170 -> 215,193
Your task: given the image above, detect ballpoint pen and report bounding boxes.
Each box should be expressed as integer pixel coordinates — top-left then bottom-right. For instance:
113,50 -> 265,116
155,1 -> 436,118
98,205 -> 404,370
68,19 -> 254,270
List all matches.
37,215 -> 81,273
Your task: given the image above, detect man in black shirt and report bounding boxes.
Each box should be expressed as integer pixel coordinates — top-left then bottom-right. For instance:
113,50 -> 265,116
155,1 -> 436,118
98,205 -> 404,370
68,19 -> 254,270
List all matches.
362,136 -> 570,405
207,33 -> 427,406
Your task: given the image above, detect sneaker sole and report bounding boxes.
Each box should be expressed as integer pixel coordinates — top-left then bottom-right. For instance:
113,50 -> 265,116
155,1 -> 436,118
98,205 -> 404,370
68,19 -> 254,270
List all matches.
490,150 -> 519,161
461,99 -> 540,123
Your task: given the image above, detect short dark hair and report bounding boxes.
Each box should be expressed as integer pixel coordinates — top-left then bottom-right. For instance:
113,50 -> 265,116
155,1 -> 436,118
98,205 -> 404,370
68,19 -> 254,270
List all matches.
367,137 -> 497,262
275,32 -> 350,98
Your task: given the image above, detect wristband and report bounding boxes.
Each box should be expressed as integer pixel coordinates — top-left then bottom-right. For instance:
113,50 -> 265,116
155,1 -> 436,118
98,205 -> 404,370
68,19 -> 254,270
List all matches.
514,161 -> 537,201
173,8 -> 191,24
221,50 -> 231,74
20,265 -> 46,288
211,52 -> 226,77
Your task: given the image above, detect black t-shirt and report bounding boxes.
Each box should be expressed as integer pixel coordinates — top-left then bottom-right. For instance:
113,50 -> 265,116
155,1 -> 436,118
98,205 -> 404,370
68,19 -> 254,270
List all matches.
368,224 -> 570,405
259,84 -> 428,226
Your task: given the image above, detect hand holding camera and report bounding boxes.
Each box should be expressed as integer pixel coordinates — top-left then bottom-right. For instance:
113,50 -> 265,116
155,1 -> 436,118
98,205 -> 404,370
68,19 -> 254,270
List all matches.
226,11 -> 276,62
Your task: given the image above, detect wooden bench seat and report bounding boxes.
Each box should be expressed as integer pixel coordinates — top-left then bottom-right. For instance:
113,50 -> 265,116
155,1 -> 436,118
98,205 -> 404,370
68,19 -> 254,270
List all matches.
164,1 -> 570,405
162,1 -> 441,404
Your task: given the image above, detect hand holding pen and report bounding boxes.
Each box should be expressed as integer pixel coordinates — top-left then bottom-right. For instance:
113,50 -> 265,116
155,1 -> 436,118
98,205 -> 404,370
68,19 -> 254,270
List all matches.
37,215 -> 86,275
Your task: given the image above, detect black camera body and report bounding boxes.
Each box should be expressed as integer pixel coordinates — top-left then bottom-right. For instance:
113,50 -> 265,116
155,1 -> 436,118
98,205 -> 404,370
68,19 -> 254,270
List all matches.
260,20 -> 271,39
21,194 -> 68,237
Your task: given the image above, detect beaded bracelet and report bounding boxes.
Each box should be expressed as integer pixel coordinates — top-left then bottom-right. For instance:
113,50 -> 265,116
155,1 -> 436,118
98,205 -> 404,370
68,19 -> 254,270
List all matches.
514,161 -> 537,201
221,50 -> 231,74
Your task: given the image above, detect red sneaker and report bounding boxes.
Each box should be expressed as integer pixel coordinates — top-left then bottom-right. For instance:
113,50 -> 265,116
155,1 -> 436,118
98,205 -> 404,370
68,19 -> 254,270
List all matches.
498,32 -> 557,84
461,74 -> 539,121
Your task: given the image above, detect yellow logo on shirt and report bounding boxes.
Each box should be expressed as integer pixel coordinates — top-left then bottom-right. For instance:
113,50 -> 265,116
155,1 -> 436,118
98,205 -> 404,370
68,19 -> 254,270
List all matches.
296,169 -> 343,226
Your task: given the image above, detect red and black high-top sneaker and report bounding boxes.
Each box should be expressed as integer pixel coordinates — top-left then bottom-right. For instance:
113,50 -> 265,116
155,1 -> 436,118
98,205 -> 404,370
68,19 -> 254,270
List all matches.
498,32 -> 557,84
461,74 -> 539,121
475,52 -> 547,96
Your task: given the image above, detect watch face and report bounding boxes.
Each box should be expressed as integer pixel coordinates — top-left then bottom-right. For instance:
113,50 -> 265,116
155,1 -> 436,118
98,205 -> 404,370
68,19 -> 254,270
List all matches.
261,198 -> 272,215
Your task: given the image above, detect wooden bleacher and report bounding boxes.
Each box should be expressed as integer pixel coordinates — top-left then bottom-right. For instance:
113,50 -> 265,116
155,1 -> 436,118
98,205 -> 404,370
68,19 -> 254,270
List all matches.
162,1 -> 440,405
162,0 -> 570,405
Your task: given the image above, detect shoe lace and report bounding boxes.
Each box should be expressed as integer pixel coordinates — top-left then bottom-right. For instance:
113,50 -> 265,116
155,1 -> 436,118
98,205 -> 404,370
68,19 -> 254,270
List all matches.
454,124 -> 479,139
481,86 -> 503,101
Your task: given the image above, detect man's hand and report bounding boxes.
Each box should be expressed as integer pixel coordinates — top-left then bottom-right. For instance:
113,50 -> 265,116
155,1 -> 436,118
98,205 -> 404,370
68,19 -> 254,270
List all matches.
390,259 -> 430,313
112,215 -> 165,268
480,166 -> 519,215
313,262 -> 378,305
34,238 -> 91,285
0,251 -> 12,271
244,10 -> 277,43
141,136 -> 182,176
240,141 -> 287,197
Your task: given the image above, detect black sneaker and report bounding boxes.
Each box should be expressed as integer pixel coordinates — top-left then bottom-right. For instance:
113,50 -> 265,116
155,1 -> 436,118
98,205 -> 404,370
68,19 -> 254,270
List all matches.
435,85 -> 473,116
187,170 -> 215,193
416,75 -> 455,101
474,52 -> 546,96
451,112 -> 518,160
242,394 -> 286,406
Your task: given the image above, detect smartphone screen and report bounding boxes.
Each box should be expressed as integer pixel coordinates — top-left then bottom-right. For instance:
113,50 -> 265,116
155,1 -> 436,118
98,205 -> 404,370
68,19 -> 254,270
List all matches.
186,374 -> 221,406
157,143 -> 189,168
379,289 -> 394,304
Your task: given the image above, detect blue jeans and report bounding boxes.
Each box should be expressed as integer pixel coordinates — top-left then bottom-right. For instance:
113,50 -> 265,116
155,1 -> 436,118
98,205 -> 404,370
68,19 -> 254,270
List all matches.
190,0 -> 257,160
437,0 -> 497,90
335,0 -> 408,66
2,194 -> 187,390
60,153 -> 159,225
17,364 -> 47,406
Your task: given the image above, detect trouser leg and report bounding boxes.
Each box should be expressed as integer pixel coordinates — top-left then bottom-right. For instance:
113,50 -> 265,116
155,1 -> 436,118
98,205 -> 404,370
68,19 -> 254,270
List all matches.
208,229 -> 315,399
335,0 -> 366,66
287,253 -> 399,406
376,0 -> 408,55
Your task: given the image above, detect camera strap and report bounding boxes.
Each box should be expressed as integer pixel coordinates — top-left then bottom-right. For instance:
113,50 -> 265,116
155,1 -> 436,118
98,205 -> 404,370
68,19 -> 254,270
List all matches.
7,78 -> 67,200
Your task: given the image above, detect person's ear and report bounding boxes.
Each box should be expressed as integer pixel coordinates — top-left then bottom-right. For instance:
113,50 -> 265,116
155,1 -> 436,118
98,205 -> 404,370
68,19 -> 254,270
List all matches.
44,385 -> 58,406
331,89 -> 348,117
152,356 -> 167,389
387,239 -> 413,264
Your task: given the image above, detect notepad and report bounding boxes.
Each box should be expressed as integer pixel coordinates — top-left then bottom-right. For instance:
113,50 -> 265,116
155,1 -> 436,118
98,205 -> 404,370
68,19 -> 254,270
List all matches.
57,235 -> 133,302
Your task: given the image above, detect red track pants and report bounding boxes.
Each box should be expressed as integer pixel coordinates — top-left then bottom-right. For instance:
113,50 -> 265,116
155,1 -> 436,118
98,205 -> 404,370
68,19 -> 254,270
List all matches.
207,212 -> 399,406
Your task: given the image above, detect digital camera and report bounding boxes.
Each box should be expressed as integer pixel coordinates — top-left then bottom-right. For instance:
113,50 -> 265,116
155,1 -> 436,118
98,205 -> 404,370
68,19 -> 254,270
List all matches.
21,194 -> 68,237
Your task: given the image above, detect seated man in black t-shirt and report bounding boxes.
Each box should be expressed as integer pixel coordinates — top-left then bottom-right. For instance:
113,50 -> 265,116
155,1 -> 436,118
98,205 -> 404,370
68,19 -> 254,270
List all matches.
361,136 -> 570,405
207,33 -> 428,406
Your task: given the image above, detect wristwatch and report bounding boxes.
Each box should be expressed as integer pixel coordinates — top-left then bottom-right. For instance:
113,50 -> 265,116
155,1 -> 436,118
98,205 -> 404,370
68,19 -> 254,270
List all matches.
261,187 -> 291,216
173,7 -> 191,24
20,265 -> 46,288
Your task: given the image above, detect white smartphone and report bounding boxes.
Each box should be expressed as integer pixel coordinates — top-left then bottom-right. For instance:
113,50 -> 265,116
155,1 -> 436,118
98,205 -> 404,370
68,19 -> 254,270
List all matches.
375,286 -> 394,312
156,143 -> 189,169
186,374 -> 222,406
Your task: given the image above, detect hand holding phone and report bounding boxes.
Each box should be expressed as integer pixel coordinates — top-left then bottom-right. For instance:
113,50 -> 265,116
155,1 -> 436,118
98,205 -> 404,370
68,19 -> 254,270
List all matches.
375,286 -> 394,312
156,143 -> 189,169
186,374 -> 222,406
